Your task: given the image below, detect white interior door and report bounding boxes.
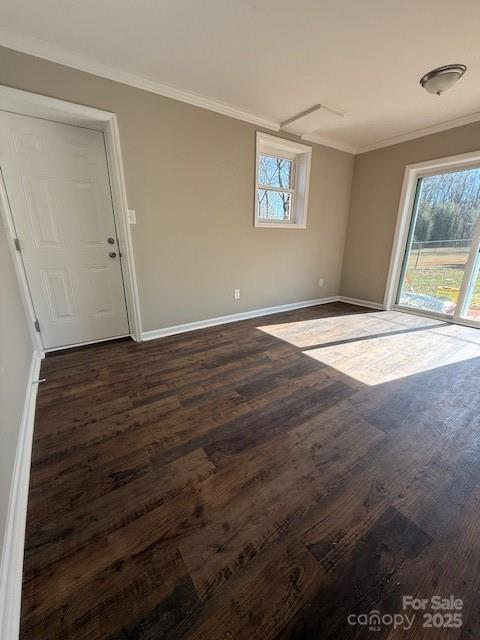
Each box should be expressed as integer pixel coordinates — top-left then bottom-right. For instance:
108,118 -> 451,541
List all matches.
0,112 -> 129,350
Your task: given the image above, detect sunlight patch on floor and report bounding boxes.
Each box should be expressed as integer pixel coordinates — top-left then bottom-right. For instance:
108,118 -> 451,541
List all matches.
258,311 -> 480,385
302,330 -> 479,385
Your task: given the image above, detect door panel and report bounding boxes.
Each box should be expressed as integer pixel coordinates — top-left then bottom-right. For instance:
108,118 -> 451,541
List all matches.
73,177 -> 106,247
23,174 -> 63,248
88,265 -> 116,317
41,267 -> 77,321
0,112 -> 129,349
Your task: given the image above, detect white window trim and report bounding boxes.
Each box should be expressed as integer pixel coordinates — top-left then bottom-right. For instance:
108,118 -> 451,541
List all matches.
254,132 -> 312,229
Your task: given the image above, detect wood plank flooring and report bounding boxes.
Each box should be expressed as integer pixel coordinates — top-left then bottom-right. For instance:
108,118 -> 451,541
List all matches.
20,303 -> 480,639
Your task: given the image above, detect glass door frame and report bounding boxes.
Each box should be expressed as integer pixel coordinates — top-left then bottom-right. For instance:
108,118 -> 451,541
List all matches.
384,150 -> 480,329
455,220 -> 480,323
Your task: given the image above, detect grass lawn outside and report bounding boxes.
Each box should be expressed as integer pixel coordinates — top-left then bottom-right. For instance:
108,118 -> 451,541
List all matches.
404,267 -> 480,308
403,247 -> 480,312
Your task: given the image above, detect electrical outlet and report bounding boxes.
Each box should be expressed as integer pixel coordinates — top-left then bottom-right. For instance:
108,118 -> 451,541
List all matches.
234,289 -> 240,300
318,278 -> 324,287
127,209 -> 137,224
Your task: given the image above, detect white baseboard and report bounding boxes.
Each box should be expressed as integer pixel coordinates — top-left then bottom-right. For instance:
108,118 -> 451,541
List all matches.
0,350 -> 43,640
337,296 -> 384,310
142,296 -> 339,341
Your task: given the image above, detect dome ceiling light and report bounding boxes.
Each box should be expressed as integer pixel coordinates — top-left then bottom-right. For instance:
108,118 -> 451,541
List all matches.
420,64 -> 467,95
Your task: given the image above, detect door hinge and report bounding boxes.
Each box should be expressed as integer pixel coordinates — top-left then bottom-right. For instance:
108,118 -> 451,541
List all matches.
14,237 -> 21,252
34,319 -> 41,332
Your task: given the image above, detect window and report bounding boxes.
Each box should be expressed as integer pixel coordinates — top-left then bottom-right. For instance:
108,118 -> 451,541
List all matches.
385,150 -> 480,330
395,165 -> 480,321
255,132 -> 312,228
258,154 -> 294,221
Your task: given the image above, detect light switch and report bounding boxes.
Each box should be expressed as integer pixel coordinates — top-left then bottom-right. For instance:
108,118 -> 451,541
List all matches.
127,209 -> 137,224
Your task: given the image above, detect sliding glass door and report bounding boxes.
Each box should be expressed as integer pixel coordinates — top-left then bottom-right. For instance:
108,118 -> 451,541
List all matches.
396,166 -> 480,326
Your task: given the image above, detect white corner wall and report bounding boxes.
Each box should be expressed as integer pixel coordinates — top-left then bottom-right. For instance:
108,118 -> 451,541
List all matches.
0,219 -> 34,545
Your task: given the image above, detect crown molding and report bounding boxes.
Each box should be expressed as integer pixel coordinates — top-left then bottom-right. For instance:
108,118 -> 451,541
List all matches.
306,109 -> 480,155
301,132 -> 358,154
0,29 -> 280,131
2,30 -> 479,157
358,110 -> 480,154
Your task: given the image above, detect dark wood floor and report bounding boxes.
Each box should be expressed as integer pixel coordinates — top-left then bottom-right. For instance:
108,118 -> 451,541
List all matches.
20,303 -> 480,639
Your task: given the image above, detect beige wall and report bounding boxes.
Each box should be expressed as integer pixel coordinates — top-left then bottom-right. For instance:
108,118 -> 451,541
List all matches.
0,46 -> 354,332
0,219 -> 33,545
341,121 -> 480,304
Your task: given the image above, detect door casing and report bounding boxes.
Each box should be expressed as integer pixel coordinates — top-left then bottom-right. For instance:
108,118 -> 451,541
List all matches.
384,150 -> 480,329
0,85 -> 143,353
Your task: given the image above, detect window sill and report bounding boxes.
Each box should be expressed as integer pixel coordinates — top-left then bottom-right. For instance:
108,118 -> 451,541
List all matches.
255,221 -> 306,229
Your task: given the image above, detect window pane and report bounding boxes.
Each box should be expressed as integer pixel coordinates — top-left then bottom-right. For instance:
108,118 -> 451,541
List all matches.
258,189 -> 291,220
258,154 -> 293,189
397,168 -> 480,315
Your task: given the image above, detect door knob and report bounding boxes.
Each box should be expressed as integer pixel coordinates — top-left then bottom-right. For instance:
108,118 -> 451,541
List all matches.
109,251 -> 117,258
107,237 -> 115,244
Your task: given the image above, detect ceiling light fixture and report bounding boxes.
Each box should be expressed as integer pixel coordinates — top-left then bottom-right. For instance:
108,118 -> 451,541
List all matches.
420,64 -> 467,95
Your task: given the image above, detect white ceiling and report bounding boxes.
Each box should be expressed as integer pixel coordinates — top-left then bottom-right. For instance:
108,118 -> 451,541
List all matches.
1,0 -> 480,153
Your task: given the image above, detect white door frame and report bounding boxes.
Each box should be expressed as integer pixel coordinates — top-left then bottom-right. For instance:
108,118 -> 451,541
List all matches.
0,85 -> 142,352
384,149 -> 480,329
